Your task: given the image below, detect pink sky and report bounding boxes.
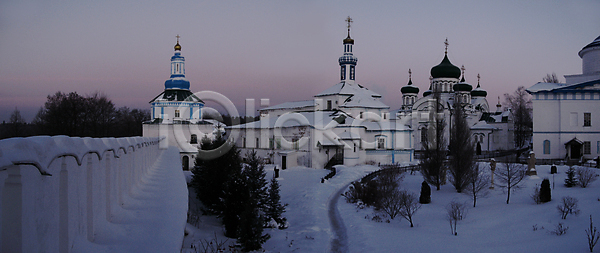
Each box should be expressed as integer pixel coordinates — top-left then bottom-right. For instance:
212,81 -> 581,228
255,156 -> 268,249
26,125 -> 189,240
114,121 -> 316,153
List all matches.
1,0 -> 599,122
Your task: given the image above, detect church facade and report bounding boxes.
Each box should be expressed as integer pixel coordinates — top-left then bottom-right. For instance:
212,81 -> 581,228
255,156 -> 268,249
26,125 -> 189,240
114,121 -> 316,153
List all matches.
232,18 -> 515,169
143,37 -> 215,170
527,35 -> 600,162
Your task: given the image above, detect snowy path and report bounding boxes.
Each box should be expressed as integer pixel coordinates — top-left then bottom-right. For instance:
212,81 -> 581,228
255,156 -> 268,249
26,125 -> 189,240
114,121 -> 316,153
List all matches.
328,181 -> 350,253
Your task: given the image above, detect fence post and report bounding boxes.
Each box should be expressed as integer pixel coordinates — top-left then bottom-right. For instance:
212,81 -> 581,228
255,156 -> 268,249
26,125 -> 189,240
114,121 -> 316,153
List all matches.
2,165 -> 23,253
59,157 -> 69,253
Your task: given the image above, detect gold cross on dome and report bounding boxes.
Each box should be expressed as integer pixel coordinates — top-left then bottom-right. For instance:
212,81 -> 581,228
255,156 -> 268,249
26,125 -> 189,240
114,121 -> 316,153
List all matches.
345,16 -> 353,29
176,34 -> 180,42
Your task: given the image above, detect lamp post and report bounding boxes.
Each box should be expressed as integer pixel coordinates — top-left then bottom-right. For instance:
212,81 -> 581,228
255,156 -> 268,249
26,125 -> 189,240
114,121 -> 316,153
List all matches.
489,158 -> 496,189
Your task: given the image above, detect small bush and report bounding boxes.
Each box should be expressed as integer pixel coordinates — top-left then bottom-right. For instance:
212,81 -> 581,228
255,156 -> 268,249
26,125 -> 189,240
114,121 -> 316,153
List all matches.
586,215 -> 600,252
446,201 -> 468,235
577,167 -> 599,188
549,223 -> 569,236
557,196 -> 580,219
531,185 -> 541,204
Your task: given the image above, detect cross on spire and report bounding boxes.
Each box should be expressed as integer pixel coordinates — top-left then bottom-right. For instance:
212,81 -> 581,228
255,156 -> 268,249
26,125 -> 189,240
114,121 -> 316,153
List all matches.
461,65 -> 465,76
477,73 -> 481,85
408,68 -> 412,79
444,38 -> 449,54
176,34 -> 180,42
345,16 -> 353,30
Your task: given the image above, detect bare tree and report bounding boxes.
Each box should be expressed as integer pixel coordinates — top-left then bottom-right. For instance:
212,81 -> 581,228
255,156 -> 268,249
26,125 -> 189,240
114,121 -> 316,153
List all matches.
420,91 -> 447,191
495,160 -> 527,204
586,215 -> 600,252
577,167 -> 599,188
557,196 -> 580,219
398,190 -> 421,227
464,164 -> 489,207
449,103 -> 475,192
542,73 -> 560,83
446,201 -> 467,235
504,86 -> 532,149
379,188 -> 404,220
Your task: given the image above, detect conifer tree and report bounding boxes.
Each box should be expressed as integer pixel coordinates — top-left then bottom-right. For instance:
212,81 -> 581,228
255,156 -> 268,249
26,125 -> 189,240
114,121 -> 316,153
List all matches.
449,103 -> 475,193
540,178 -> 551,203
191,135 -> 242,214
419,181 -> 431,204
266,176 -> 287,227
564,166 -> 578,187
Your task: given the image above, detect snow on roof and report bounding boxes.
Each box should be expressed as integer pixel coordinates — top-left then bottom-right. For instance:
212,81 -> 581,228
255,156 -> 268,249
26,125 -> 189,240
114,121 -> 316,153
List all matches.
339,91 -> 390,109
260,100 -> 315,111
471,120 -> 499,130
315,82 -> 382,98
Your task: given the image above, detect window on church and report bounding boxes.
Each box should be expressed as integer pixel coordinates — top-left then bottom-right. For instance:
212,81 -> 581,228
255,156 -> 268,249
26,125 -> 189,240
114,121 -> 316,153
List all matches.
570,112 -> 578,126
341,66 -> 346,80
584,141 -> 591,155
256,138 -> 260,148
350,66 -> 355,80
354,142 -> 357,152
175,110 -> 180,118
377,137 -> 385,150
190,134 -> 198,144
360,111 -> 363,119
421,128 -> 427,145
543,140 -> 550,154
327,100 -> 332,110
584,112 -> 591,127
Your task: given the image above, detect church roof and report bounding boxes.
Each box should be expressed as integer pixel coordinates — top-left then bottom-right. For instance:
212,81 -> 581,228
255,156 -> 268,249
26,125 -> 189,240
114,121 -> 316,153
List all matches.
149,89 -> 203,103
260,100 -> 315,111
579,35 -> 600,57
527,78 -> 600,93
316,82 -> 381,98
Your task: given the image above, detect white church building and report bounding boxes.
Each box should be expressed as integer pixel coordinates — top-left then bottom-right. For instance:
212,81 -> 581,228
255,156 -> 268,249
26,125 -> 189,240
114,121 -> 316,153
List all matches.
143,37 -> 215,170
232,18 -> 515,169
527,35 -> 600,162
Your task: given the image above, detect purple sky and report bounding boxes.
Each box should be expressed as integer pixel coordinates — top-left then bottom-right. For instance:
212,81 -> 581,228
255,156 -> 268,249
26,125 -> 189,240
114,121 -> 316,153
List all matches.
1,0 -> 599,122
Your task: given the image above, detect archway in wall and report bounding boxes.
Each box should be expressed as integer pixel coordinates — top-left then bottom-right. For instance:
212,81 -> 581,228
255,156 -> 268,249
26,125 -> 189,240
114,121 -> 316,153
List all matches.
476,142 -> 482,155
565,138 -> 583,160
182,155 -> 189,171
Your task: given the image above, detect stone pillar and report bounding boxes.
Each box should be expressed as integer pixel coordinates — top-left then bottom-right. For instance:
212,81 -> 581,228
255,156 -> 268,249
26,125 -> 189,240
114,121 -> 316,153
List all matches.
2,165 -> 22,253
527,152 -> 537,176
489,159 -> 496,189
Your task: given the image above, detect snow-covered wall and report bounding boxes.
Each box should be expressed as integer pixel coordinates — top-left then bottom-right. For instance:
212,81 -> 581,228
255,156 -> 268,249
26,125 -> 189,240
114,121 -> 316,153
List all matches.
0,136 -> 188,252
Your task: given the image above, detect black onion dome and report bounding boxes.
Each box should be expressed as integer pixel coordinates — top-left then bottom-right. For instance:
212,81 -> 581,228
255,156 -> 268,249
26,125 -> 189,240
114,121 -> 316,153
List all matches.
431,55 -> 461,79
401,78 -> 419,94
343,32 -> 354,45
453,81 -> 473,92
471,84 -> 487,97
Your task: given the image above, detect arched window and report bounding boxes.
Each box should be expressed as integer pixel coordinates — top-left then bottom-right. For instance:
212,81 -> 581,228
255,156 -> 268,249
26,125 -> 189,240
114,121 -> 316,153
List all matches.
190,134 -> 198,144
182,156 -> 189,171
421,128 -> 428,145
543,140 -> 551,154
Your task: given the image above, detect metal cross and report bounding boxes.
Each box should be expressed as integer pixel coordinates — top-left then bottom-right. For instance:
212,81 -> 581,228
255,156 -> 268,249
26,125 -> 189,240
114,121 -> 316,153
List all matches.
345,16 -> 353,29
444,38 -> 449,54
408,68 -> 412,79
176,34 -> 180,43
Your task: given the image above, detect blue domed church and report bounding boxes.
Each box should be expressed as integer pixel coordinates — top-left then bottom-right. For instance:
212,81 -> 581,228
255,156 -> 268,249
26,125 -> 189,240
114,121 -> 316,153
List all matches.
143,36 -> 213,170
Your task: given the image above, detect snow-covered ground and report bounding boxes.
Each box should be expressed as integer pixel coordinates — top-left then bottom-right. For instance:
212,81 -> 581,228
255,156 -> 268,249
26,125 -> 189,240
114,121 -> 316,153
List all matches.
184,163 -> 600,252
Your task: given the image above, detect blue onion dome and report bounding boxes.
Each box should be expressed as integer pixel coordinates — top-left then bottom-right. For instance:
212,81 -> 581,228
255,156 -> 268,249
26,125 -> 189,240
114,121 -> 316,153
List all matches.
164,79 -> 190,90
339,53 -> 358,65
431,54 -> 461,79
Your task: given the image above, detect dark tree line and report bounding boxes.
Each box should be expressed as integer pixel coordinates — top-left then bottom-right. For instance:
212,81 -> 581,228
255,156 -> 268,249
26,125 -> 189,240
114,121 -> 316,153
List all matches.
1,91 -> 150,139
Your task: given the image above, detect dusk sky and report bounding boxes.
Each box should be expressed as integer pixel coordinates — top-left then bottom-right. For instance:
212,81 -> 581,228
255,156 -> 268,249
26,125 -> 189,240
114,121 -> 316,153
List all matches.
1,0 -> 599,122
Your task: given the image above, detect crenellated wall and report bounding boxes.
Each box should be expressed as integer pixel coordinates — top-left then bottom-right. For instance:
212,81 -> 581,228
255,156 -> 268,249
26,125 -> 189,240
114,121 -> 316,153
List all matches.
0,136 -> 188,252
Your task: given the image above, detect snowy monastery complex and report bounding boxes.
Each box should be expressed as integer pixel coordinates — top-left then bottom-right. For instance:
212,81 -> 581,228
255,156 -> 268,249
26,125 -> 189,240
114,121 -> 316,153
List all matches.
527,35 -> 600,162
232,18 -> 515,170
